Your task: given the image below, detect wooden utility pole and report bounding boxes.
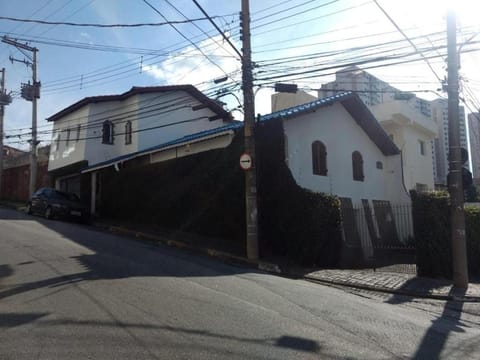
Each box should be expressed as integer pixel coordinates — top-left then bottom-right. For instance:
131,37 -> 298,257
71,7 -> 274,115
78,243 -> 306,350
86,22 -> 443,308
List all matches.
241,0 -> 259,260
447,9 -> 469,288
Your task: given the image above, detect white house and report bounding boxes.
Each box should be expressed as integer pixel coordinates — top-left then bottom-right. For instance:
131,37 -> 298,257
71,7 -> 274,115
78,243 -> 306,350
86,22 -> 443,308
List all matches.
319,66 -> 438,191
47,85 -> 235,214
370,97 -> 437,192
260,92 -> 412,260
264,92 -> 410,205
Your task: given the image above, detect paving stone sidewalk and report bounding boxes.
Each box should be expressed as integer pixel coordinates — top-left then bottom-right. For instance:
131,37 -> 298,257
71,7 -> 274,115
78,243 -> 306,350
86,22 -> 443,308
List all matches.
303,269 -> 480,301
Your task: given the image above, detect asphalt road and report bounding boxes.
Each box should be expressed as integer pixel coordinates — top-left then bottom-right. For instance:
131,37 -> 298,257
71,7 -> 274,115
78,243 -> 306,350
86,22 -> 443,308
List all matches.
1,207 -> 479,359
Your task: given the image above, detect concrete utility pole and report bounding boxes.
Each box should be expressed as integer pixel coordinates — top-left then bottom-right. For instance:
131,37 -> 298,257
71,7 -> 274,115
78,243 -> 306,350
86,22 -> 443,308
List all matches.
2,36 -> 40,197
0,68 -> 5,197
0,68 -> 12,199
241,0 -> 259,260
446,9 -> 469,288
30,49 -> 38,197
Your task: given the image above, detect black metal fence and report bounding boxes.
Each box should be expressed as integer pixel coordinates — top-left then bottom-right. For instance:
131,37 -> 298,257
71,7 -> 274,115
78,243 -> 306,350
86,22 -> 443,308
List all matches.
340,201 -> 416,274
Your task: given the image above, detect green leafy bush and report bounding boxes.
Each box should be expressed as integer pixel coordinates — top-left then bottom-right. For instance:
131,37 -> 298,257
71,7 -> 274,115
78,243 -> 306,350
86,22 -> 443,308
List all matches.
257,120 -> 342,267
412,191 -> 480,278
465,205 -> 480,276
101,134 -> 246,246
411,191 -> 451,278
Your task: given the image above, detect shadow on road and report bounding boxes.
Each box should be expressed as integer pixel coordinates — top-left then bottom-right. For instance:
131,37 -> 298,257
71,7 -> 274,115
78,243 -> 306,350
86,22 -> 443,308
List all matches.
387,280 -> 469,359
0,264 -> 14,279
0,312 -> 49,328
0,212 -> 254,296
0,208 -> 323,356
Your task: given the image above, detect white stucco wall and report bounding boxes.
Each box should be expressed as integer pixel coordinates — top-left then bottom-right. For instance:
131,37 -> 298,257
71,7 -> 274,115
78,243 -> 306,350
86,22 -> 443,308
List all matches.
49,90 -> 230,170
401,127 -> 435,190
84,96 -> 138,166
48,106 -> 89,171
282,103 -> 410,205
136,91 -> 226,151
381,123 -> 435,191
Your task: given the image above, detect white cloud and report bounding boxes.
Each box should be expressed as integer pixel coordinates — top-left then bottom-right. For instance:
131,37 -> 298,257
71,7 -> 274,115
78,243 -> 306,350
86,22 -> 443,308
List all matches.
142,35 -> 241,87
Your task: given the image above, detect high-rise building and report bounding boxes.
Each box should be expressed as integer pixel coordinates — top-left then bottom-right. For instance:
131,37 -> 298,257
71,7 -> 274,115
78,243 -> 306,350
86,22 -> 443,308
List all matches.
430,99 -> 467,185
468,112 -> 480,179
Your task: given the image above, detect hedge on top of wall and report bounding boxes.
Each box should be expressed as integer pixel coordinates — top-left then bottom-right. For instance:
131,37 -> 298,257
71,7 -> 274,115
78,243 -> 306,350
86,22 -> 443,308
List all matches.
256,119 -> 343,267
411,190 -> 480,278
465,205 -> 480,276
411,191 -> 452,278
100,119 -> 343,267
100,133 -> 246,248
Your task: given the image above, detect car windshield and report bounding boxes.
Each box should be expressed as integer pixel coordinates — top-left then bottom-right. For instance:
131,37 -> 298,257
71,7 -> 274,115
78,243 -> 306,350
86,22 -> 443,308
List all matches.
54,190 -> 79,202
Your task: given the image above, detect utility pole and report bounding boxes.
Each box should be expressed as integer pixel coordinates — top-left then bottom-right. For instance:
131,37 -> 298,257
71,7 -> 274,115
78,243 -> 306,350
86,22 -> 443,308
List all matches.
2,36 -> 40,197
240,0 -> 259,260
0,68 -> 12,199
447,9 -> 469,288
0,69 -> 6,197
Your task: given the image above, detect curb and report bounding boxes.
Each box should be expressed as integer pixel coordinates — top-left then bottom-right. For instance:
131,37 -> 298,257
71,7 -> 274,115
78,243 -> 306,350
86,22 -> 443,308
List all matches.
303,275 -> 480,303
3,204 -> 479,303
102,224 -> 480,302
103,224 -> 260,269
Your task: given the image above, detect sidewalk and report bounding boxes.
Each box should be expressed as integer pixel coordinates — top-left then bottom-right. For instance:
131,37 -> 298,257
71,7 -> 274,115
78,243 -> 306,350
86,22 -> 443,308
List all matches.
302,269 -> 480,302
1,201 -> 479,302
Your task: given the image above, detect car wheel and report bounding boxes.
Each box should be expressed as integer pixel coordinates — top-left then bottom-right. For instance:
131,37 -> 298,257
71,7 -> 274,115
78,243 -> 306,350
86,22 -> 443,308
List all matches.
45,207 -> 53,220
26,203 -> 33,215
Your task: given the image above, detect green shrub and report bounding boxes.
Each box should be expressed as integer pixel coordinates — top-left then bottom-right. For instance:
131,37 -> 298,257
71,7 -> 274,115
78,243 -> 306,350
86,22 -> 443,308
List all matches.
465,205 -> 480,276
411,191 -> 451,278
100,134 -> 246,246
257,120 -> 342,267
412,191 -> 480,278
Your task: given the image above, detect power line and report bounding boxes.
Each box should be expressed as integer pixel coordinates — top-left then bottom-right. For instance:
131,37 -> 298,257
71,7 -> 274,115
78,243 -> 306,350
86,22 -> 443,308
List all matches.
142,0 -> 235,84
252,1 -> 372,34
372,0 -> 443,83
19,0 -> 75,35
191,0 -> 243,60
0,15 -> 225,28
252,0 -> 339,30
36,0 -> 98,37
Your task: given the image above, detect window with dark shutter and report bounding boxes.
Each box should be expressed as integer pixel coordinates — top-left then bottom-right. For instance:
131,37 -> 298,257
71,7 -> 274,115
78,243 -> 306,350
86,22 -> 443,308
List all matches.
102,120 -> 114,144
352,151 -> 364,181
125,121 -> 132,145
66,128 -> 71,147
312,141 -> 327,176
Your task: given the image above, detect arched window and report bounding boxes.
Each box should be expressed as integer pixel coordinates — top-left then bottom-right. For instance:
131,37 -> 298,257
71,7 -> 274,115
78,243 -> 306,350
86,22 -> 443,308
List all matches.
102,120 -> 114,144
312,141 -> 327,176
352,151 -> 364,181
125,121 -> 132,145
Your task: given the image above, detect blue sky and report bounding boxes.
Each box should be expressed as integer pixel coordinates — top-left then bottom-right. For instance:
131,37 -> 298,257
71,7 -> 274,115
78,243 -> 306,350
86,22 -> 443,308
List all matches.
1,0 -> 479,150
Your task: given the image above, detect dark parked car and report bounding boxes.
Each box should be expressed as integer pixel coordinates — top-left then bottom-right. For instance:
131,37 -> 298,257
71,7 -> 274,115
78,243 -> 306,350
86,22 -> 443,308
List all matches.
26,187 -> 90,223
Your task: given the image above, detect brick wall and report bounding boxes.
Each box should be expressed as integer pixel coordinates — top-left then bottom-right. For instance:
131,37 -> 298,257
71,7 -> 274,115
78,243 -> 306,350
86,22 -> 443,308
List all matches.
1,161 -> 52,202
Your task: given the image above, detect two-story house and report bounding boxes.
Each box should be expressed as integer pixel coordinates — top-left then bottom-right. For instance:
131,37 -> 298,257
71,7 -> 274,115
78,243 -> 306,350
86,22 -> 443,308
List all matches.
47,85 -> 234,215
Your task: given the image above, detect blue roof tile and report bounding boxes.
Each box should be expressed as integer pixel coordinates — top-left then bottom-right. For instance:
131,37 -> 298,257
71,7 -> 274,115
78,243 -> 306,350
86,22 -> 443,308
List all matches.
259,92 -> 353,122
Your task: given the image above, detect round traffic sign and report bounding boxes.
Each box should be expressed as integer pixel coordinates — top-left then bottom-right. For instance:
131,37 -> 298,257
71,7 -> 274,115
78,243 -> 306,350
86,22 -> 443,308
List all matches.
239,153 -> 252,170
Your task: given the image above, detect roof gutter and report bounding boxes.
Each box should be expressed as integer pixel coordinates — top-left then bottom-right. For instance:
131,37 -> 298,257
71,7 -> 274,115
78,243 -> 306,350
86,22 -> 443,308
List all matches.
81,129 -> 235,174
